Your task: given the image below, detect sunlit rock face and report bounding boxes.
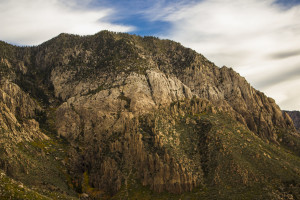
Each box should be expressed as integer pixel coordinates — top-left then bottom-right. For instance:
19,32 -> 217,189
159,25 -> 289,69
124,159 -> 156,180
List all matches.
0,31 -> 299,199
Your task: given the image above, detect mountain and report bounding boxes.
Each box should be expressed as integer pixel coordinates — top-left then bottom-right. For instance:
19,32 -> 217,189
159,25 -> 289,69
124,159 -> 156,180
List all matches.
1,31 -> 300,199
284,111 -> 300,132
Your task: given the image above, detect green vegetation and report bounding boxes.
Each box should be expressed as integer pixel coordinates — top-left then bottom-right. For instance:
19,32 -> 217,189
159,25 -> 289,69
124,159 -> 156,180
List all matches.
0,130 -> 78,199
85,84 -> 105,96
0,61 -> 14,81
0,170 -> 50,200
118,91 -> 131,110
120,99 -> 300,199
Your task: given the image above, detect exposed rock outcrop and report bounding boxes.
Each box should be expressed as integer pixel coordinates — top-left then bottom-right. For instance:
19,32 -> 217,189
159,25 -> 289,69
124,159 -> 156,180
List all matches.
0,80 -> 47,143
32,32 -> 294,144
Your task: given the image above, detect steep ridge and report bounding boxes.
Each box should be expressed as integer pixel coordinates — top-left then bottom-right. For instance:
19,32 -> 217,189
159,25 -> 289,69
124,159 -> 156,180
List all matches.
0,81 -> 77,199
0,31 -> 300,199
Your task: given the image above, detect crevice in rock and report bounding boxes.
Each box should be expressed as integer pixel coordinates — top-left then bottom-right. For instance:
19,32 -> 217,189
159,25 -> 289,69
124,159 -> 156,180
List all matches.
197,119 -> 212,179
145,72 -> 156,104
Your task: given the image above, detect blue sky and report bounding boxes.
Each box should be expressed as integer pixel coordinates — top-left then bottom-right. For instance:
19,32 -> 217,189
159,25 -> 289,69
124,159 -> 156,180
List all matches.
95,0 -> 195,36
0,0 -> 300,110
98,0 -> 300,36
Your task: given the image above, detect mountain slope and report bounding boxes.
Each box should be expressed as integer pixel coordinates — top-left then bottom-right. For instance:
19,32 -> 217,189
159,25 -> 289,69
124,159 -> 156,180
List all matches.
0,31 -> 300,199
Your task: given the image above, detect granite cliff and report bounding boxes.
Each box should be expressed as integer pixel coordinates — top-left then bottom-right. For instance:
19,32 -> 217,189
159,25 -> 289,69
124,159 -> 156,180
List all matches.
1,31 -> 300,199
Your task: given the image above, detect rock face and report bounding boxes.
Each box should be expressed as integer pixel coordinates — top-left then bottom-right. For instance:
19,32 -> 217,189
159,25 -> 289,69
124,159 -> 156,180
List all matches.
0,80 -> 47,143
179,66 -> 295,142
0,80 -> 49,181
27,32 -> 294,143
1,31 -> 300,199
285,111 -> 300,132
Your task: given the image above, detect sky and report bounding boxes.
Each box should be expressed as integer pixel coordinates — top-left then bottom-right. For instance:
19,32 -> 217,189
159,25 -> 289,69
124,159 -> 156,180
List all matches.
0,0 -> 300,111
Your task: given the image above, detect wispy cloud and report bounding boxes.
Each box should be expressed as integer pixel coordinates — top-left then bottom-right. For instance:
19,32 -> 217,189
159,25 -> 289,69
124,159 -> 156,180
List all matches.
1,0 -> 299,110
0,0 -> 134,45
269,49 -> 300,60
146,0 -> 300,110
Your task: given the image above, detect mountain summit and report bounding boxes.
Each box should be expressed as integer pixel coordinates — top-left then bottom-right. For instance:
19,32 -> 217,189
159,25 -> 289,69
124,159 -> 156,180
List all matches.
1,31 -> 300,199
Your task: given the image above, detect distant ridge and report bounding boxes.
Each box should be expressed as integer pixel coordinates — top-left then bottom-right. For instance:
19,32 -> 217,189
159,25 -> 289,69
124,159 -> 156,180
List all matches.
284,110 -> 300,132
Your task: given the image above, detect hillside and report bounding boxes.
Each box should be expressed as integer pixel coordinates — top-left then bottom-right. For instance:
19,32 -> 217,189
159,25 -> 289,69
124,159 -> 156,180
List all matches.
1,31 -> 300,199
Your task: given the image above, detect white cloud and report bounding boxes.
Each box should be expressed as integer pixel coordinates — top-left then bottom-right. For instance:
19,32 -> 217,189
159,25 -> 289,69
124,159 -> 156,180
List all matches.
264,78 -> 300,111
1,0 -> 299,110
0,0 -> 134,45
151,0 -> 300,110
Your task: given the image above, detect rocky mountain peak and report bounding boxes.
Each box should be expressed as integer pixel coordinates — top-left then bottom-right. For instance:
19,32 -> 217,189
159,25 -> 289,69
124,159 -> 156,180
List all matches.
1,31 -> 300,199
